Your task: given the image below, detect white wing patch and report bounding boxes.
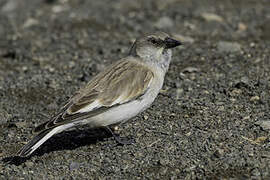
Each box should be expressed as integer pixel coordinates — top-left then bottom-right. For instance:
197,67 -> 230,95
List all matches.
75,94 -> 130,114
112,95 -> 126,105
77,100 -> 101,113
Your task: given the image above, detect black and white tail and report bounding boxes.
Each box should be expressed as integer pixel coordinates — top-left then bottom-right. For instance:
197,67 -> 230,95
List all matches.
17,124 -> 72,157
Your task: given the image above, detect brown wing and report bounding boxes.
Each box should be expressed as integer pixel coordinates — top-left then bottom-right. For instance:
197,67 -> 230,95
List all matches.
34,59 -> 154,133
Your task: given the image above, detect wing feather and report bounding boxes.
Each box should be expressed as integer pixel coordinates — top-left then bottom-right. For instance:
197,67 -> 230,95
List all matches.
34,59 -> 154,133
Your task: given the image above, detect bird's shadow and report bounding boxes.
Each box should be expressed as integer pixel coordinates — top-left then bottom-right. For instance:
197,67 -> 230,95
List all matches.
2,127 -> 114,166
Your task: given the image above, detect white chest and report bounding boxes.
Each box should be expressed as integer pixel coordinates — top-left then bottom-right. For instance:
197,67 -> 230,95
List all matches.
88,71 -> 165,127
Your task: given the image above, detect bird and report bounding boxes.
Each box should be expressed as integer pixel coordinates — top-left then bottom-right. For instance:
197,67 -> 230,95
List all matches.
17,31 -> 181,157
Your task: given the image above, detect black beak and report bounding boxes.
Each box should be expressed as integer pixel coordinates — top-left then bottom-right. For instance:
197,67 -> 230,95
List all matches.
164,37 -> 182,49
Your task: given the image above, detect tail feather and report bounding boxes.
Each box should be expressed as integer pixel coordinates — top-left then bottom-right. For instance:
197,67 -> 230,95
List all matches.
17,129 -> 51,157
17,124 -> 71,157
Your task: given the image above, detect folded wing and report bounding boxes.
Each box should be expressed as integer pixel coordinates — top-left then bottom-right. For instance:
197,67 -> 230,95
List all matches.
34,59 -> 154,133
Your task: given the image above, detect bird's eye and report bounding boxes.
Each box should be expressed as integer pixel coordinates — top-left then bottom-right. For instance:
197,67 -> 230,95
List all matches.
148,37 -> 158,44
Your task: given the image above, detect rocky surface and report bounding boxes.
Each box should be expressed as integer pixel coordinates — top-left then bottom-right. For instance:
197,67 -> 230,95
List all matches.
0,0 -> 269,179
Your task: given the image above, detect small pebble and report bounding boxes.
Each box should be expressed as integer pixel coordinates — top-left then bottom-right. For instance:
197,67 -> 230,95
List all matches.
1,0 -> 18,12
143,115 -> 149,120
69,162 -> 80,171
181,67 -> 199,73
15,121 -> 26,128
238,22 -> 247,32
172,34 -> 195,43
0,110 -> 11,125
25,161 -> 34,168
201,13 -> 224,22
250,96 -> 260,102
255,120 -> 270,131
23,18 -> 39,28
155,16 -> 174,29
217,41 -> 241,53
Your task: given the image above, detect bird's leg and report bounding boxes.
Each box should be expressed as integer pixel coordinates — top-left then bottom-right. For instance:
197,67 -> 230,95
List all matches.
104,126 -> 135,145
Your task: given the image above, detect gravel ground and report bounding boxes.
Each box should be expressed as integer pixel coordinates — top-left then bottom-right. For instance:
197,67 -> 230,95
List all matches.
0,0 -> 270,179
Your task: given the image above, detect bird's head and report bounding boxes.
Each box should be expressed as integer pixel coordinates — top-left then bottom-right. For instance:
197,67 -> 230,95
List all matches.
129,32 -> 181,69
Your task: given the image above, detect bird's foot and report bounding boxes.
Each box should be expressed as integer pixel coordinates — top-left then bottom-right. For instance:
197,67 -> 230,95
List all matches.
104,126 -> 135,146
